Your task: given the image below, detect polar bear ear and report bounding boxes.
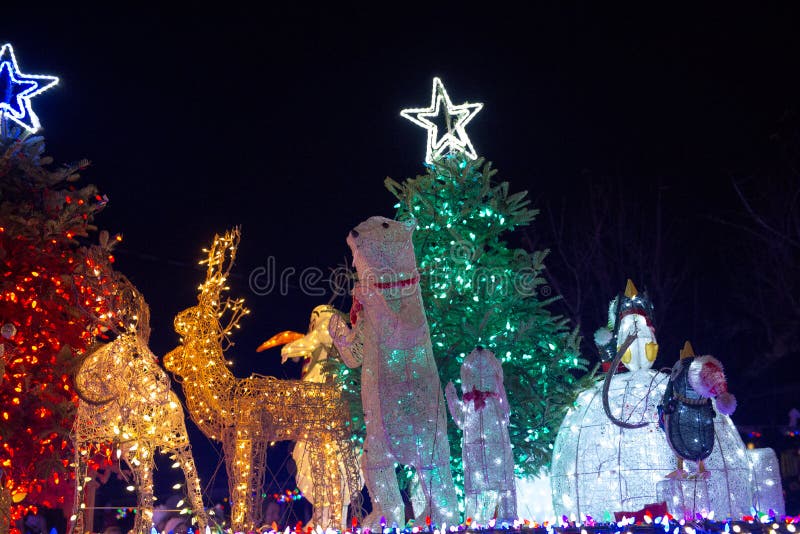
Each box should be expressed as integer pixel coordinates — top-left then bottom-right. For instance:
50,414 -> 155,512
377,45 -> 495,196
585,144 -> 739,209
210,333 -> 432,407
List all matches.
400,217 -> 418,233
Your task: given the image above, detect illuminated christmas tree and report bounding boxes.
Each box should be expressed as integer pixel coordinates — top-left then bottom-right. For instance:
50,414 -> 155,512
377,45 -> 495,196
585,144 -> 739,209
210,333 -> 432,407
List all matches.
0,44 -> 120,532
385,78 -> 591,488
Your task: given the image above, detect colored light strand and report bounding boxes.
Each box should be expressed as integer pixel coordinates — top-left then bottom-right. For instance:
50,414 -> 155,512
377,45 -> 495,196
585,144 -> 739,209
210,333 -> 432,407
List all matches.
164,229 -> 360,532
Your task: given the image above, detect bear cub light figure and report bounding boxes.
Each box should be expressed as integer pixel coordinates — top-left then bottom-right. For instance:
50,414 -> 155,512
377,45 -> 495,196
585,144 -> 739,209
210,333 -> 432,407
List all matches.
329,216 -> 457,528
446,346 -> 516,522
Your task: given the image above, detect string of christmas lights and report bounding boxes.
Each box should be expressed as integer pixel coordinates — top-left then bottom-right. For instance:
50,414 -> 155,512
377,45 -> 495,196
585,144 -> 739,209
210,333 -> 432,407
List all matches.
0,132 -> 120,532
165,229 -> 361,532
70,277 -> 207,534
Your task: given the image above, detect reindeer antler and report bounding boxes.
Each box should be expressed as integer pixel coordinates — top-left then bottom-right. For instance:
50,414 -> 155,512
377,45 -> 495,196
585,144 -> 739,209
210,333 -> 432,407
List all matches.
197,227 -> 249,349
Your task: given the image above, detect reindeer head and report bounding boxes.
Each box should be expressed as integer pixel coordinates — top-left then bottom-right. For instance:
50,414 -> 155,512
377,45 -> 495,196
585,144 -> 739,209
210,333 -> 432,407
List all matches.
75,277 -> 164,405
164,228 -> 249,376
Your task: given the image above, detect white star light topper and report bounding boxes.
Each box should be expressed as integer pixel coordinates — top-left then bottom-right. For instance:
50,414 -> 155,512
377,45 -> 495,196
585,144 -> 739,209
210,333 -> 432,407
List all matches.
401,77 -> 483,164
0,43 -> 59,134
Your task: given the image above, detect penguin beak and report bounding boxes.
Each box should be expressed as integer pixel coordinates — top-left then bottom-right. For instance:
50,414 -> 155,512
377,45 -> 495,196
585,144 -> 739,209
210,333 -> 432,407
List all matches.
622,347 -> 632,365
645,342 -> 659,362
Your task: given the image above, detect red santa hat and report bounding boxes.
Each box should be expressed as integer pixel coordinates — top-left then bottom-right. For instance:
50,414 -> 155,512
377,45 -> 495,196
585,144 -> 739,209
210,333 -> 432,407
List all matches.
687,351 -> 737,416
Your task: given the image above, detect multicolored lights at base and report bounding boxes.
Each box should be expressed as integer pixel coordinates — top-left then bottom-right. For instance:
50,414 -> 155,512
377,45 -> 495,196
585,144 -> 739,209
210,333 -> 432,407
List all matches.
146,511 -> 800,534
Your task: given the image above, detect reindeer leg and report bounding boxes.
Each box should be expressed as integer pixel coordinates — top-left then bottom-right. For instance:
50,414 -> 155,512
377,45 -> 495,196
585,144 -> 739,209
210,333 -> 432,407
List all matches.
225,432 -> 252,532
226,430 -> 268,532
250,435 -> 270,529
304,438 -> 343,529
325,439 -> 344,529
337,437 -> 363,529
308,442 -> 328,527
131,455 -> 155,534
174,443 -> 207,531
70,445 -> 88,534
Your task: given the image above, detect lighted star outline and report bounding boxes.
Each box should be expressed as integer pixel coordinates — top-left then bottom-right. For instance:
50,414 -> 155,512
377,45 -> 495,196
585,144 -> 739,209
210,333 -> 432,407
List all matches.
0,43 -> 59,133
401,77 -> 483,163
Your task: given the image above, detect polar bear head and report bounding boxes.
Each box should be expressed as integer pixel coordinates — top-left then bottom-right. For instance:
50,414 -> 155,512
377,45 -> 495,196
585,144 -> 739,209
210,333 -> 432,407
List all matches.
461,346 -> 504,393
347,216 -> 419,296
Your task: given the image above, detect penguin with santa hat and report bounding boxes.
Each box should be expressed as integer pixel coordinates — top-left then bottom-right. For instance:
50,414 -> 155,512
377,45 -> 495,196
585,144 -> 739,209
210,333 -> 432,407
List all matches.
659,341 -> 737,477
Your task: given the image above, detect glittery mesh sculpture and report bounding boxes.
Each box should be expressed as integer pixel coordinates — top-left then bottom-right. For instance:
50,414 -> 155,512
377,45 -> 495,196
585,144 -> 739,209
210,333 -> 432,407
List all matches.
328,216 -> 457,528
594,280 -> 659,375
551,281 -> 774,519
70,281 -> 206,534
746,448 -> 785,515
659,343 -> 737,472
550,362 -> 675,518
259,305 -> 365,528
446,347 -> 515,522
655,477 -> 711,520
164,229 -> 361,531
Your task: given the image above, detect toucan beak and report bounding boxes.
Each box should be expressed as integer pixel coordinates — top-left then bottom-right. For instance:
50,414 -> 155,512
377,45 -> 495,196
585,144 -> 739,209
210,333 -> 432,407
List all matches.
256,330 -> 304,352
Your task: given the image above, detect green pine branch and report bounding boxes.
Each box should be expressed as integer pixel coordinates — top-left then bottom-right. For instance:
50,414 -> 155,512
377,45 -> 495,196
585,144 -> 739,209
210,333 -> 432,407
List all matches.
386,154 -> 594,483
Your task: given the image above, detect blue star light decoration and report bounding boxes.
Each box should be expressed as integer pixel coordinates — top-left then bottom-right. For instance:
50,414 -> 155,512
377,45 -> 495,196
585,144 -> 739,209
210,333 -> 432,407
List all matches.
0,43 -> 59,134
400,77 -> 483,164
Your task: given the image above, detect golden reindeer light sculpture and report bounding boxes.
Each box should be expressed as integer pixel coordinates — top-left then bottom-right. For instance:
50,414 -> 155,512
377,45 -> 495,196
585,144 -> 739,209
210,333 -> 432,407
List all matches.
259,305 -> 365,528
70,281 -> 206,534
164,229 -> 361,532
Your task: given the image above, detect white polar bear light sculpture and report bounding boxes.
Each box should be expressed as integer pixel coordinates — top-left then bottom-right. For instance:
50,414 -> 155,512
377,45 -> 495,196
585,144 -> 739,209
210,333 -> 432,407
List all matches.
446,347 -> 516,522
329,216 -> 458,528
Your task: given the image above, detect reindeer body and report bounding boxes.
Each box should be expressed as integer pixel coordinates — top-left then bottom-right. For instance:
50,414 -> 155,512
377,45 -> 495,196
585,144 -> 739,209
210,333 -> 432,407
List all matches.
275,305 -> 364,528
164,230 -> 360,531
70,316 -> 206,534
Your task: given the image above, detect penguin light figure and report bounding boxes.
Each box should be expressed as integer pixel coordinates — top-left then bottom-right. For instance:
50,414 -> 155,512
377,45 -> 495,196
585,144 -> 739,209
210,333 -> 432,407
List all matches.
659,342 -> 736,477
595,280 -> 659,373
553,281 -> 776,519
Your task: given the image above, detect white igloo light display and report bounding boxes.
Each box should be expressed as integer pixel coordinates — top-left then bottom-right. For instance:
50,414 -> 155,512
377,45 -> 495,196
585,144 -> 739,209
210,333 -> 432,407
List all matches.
550,281 -> 784,520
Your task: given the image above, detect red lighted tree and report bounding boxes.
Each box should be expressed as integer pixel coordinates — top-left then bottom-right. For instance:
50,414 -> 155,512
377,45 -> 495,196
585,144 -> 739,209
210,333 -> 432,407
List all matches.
0,135 -> 120,532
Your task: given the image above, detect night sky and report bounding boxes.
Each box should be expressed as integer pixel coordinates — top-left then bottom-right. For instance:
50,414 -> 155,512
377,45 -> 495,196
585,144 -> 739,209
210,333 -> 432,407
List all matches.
4,5 -> 800,504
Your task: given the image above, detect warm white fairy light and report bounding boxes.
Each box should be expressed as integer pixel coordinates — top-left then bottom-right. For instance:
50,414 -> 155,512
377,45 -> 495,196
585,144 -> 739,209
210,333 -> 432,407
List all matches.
401,77 -> 482,163
445,348 -> 515,521
165,229 -> 361,531
71,281 -> 207,534
551,281 -> 788,519
259,305 -> 364,528
0,43 -> 58,133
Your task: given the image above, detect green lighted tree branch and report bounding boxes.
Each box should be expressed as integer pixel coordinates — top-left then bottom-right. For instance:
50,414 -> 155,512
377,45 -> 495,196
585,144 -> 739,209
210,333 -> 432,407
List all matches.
385,154 -> 593,485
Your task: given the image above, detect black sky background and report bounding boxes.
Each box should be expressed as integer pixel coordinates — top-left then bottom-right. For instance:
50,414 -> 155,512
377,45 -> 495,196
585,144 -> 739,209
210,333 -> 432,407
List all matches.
4,4 -> 800,502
